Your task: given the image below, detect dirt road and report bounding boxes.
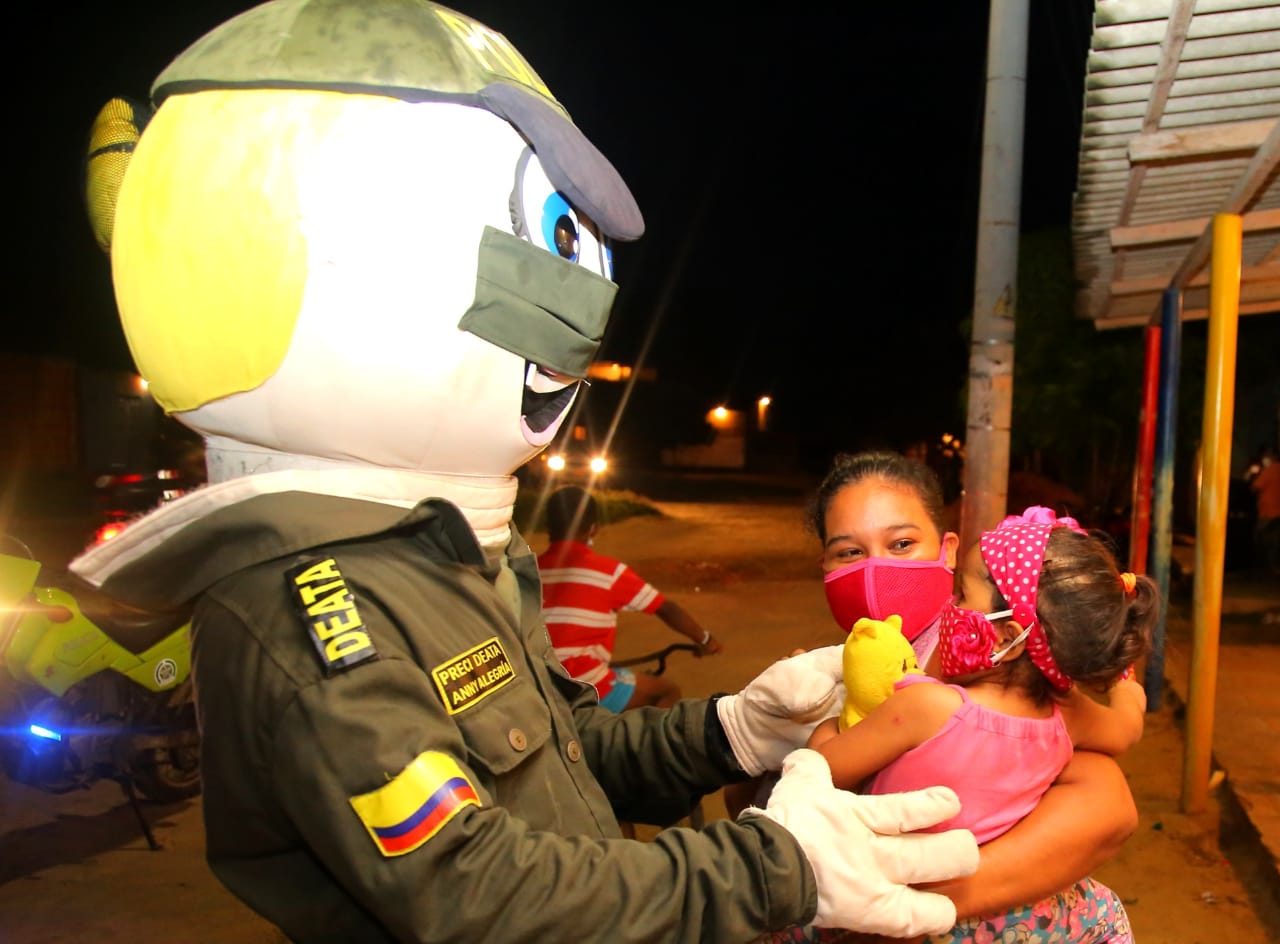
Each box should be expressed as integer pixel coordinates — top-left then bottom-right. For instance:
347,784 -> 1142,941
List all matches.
0,497 -> 1268,942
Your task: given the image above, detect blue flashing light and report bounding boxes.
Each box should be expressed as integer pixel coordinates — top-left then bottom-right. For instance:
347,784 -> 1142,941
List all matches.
28,723 -> 62,742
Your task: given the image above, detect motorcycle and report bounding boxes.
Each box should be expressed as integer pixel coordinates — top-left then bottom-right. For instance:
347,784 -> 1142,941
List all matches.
0,535 -> 199,849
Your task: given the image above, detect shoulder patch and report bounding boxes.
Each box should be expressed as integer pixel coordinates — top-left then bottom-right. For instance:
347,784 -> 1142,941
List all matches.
350,752 -> 480,857
430,637 -> 515,714
287,557 -> 377,675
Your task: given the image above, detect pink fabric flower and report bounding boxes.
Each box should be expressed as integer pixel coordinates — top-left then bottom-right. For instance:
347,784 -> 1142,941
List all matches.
1000,505 -> 1085,534
939,608 -> 995,676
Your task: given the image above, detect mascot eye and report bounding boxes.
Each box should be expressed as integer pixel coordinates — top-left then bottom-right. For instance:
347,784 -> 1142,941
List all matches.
510,146 -> 611,278
543,193 -> 579,261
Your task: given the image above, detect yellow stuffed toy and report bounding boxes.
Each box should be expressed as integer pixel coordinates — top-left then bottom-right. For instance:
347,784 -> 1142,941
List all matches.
838,614 -> 924,732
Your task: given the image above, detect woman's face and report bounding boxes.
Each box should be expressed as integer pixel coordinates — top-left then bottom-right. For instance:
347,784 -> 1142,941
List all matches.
820,477 -> 959,574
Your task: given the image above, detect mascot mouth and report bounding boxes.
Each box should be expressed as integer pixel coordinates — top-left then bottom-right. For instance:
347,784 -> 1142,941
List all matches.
520,373 -> 579,445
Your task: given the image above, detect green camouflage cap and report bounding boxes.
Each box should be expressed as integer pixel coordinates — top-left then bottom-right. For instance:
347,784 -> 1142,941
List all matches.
152,0 -> 643,240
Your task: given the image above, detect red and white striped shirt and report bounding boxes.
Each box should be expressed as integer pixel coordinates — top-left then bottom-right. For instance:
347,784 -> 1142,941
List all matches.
537,540 -> 664,698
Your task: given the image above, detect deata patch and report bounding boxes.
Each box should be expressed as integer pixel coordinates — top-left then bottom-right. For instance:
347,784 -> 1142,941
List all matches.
287,557 -> 377,675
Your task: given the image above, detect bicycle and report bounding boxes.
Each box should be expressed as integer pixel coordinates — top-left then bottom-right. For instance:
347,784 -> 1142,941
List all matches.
610,642 -> 701,675
609,642 -> 707,834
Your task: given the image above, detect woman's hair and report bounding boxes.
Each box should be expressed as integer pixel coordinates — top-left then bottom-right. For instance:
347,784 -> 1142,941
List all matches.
999,528 -> 1157,703
545,486 -> 598,542
807,450 -> 947,542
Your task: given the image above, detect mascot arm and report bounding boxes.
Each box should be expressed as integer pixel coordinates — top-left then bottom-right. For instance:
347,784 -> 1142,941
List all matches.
268,658 -> 814,941
571,695 -> 741,825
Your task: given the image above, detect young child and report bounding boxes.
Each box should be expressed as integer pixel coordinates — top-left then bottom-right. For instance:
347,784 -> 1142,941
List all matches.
537,485 -> 723,710
809,507 -> 1156,846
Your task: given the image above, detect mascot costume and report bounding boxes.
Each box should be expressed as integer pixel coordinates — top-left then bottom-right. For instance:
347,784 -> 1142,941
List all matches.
72,2 -> 975,940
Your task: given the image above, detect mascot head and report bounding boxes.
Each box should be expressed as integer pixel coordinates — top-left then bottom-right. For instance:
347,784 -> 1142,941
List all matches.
87,0 -> 642,483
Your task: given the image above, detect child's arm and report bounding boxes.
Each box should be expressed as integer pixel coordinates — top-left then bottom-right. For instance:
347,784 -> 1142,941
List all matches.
654,599 -> 723,654
812,681 -> 959,792
1059,677 -> 1147,755
806,716 -> 841,751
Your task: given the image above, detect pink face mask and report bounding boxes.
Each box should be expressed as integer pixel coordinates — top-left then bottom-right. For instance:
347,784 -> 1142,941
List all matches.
936,602 -> 1028,677
823,545 -> 954,641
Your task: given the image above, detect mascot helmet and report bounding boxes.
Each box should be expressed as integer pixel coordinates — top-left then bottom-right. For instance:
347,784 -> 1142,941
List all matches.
87,0 -> 642,479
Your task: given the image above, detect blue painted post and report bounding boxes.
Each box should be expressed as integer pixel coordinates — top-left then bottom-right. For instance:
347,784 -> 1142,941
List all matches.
1145,287 -> 1182,710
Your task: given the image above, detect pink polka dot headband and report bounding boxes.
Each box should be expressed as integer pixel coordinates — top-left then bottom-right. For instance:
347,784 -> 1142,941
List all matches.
978,506 -> 1085,691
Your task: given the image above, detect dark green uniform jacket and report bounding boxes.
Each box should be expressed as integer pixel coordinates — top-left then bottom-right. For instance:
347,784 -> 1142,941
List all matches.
93,491 -> 816,942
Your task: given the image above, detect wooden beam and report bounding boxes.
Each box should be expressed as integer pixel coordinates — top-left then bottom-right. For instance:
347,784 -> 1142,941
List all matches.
1128,119 -> 1275,163
1096,298 -> 1280,329
1110,262 -> 1280,295
1173,299 -> 1280,321
1110,207 -> 1280,248
1170,119 -> 1280,288
1143,1 -> 1193,135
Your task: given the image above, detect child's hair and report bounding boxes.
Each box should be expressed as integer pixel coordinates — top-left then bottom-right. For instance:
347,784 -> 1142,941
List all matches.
807,450 -> 947,542
545,486 -> 598,542
995,528 -> 1157,703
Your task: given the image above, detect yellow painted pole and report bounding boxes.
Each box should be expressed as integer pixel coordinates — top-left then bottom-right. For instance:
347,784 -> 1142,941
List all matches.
1181,213 -> 1241,813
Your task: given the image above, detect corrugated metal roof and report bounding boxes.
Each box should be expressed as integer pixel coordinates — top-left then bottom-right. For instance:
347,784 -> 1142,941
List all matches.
1072,0 -> 1280,328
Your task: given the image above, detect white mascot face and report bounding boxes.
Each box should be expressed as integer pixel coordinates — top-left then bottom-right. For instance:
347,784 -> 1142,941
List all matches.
101,1 -> 641,481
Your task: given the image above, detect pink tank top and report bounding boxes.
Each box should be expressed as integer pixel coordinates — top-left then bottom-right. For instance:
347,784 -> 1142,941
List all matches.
867,675 -> 1073,844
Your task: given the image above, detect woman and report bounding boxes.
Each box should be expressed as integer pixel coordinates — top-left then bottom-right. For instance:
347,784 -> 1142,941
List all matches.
736,450 -> 1137,943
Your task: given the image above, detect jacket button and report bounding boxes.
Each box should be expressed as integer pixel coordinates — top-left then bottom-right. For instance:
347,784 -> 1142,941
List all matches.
508,728 -> 528,751
566,740 -> 582,762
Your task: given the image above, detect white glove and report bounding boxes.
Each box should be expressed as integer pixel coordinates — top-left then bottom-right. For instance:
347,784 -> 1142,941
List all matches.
717,645 -> 845,776
750,749 -> 979,937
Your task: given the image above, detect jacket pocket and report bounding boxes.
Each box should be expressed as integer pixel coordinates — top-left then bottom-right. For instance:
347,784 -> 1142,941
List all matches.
453,674 -> 552,776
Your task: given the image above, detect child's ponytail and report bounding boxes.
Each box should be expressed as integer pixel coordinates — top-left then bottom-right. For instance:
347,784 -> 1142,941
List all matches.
1109,572 -> 1158,685
1034,530 -> 1157,694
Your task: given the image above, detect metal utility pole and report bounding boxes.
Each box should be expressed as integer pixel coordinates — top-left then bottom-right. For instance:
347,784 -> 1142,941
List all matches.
961,0 -> 1030,551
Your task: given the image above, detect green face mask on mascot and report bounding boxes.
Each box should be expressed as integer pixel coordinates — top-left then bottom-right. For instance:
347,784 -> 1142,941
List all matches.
458,227 -> 618,379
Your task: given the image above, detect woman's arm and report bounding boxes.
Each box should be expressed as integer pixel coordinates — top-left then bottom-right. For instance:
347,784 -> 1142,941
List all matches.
921,749 -> 1137,919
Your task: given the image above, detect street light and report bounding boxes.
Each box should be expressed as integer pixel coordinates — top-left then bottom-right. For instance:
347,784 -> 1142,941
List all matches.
757,396 -> 772,432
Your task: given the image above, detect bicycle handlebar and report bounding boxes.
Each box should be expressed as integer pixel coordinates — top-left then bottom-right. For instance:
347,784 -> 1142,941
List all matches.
611,642 -> 700,676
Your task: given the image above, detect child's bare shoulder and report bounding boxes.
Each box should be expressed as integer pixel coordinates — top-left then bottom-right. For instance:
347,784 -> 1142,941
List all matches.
889,675 -> 963,721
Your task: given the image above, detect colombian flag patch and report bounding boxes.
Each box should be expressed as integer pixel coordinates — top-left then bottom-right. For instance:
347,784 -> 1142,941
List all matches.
349,752 -> 480,857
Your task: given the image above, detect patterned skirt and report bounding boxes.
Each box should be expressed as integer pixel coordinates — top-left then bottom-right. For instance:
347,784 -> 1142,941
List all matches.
760,877 -> 1133,944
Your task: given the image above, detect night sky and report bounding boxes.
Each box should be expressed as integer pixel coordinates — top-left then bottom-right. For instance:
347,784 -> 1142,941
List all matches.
19,2 -> 1108,453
